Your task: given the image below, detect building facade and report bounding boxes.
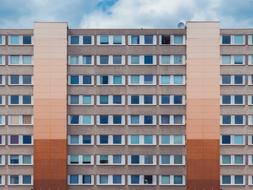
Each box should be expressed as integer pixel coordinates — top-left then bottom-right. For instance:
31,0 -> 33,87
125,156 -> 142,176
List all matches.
0,21 -> 252,190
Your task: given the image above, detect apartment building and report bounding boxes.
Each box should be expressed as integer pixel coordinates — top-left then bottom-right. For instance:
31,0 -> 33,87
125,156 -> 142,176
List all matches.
0,21 -> 252,190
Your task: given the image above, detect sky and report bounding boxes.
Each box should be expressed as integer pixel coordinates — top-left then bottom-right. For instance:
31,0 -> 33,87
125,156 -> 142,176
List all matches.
0,0 -> 253,28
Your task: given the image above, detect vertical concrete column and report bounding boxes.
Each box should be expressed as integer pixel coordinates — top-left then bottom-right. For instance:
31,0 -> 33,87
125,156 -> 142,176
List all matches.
33,22 -> 67,189
186,21 -> 220,189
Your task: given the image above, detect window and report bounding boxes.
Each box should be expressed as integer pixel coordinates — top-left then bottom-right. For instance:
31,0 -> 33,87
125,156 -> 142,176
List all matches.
0,55 -> 5,65
160,155 -> 184,165
130,55 -> 140,64
221,115 -> 245,125
23,36 -> 32,44
100,35 -> 109,44
98,75 -> 125,85
113,35 -> 122,44
234,55 -> 244,64
9,155 -> 32,165
68,175 -> 93,185
0,96 -> 4,105
128,95 -> 155,105
9,75 -> 32,85
222,35 -> 231,44
69,56 -> 79,65
129,135 -> 156,145
9,55 -> 19,64
221,35 -> 245,45
131,35 -> 140,44
144,55 -> 153,64
128,175 -> 156,185
173,35 -> 184,44
113,55 -> 122,64
221,175 -> 245,185
144,35 -> 153,44
97,115 -> 124,125
8,115 -> 33,125
221,155 -> 244,165
0,35 -> 5,45
9,35 -> 20,45
161,35 -> 170,44
221,135 -> 244,145
129,155 -> 155,165
160,75 -> 184,85
160,135 -> 185,145
221,75 -> 244,85
9,175 -> 32,185
83,55 -> 92,64
8,135 -> 32,145
68,115 -> 93,125
70,36 -> 79,44
97,135 -> 123,145
69,75 -> 93,85
160,115 -> 184,125
100,55 -> 109,64
83,35 -> 92,44
221,95 -> 244,105
9,95 -> 32,105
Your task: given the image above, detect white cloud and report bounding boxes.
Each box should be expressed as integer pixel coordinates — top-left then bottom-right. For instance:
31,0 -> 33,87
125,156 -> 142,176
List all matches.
80,0 -> 222,28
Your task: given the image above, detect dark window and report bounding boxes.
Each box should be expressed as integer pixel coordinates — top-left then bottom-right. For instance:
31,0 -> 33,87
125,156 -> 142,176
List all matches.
222,35 -> 231,44
113,135 -> 121,144
113,115 -> 122,124
83,75 -> 92,84
70,95 -> 79,104
144,75 -> 153,84
131,155 -> 140,164
235,115 -> 243,124
100,115 -> 108,124
174,95 -> 182,104
161,115 -> 170,124
222,75 -> 231,84
23,175 -> 31,184
70,75 -> 79,84
234,175 -> 243,184
100,76 -> 109,84
234,95 -> 243,104
23,75 -> 32,84
144,35 -> 153,44
144,175 -> 153,184
10,75 -> 19,84
10,155 -> 19,164
23,36 -> 32,44
113,95 -> 122,104
113,55 -> 122,64
222,95 -> 231,104
222,115 -> 231,124
131,96 -> 139,104
222,175 -> 231,184
83,36 -> 92,44
161,35 -> 170,44
144,95 -> 153,104
113,175 -> 121,184
10,135 -> 19,144
144,115 -> 153,124
234,75 -> 243,84
23,135 -> 32,144
222,135 -> 231,144
82,175 -> 91,184
131,175 -> 140,184
100,135 -> 108,144
174,175 -> 183,184
70,36 -> 79,44
100,55 -> 109,64
144,55 -> 153,64
70,115 -> 79,124
23,95 -> 31,104
10,95 -> 19,104
161,95 -> 170,104
100,155 -> 108,163
83,135 -> 91,144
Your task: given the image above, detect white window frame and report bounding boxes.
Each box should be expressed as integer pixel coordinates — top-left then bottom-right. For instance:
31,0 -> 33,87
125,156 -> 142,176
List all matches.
128,155 -> 156,165
220,115 -> 246,125
68,35 -> 94,45
8,35 -> 33,46
68,135 -> 94,145
159,95 -> 185,105
97,55 -> 126,65
97,35 -> 125,45
0,35 -> 5,45
159,135 -> 185,145
68,75 -> 94,86
68,55 -> 94,65
8,55 -> 33,65
220,135 -> 245,145
128,115 -> 156,125
0,135 -> 5,145
128,175 -> 157,185
128,55 -> 157,65
8,75 -> 33,86
8,135 -> 33,146
96,175 -> 125,185
0,175 -> 5,186
97,135 -> 125,145
8,115 -> 33,125
96,115 -> 125,125
0,155 -> 5,165
0,75 -> 5,85
220,55 -> 246,65
221,35 -> 245,45
220,95 -> 245,105
159,175 -> 186,185
97,75 -> 125,85
68,95 -> 94,105
8,155 -> 33,165
220,175 -> 245,185
8,95 -> 33,106
159,155 -> 185,165
128,35 -> 156,45
96,155 -> 125,165
128,135 -> 156,145
128,95 -> 156,105
128,75 -> 156,85
220,155 -> 245,165
159,35 -> 186,45
220,75 -> 245,86
159,75 -> 185,85
0,96 -> 5,106
8,175 -> 33,185
159,115 -> 185,125
97,95 -> 125,106
67,175 -> 94,185
68,154 -> 94,165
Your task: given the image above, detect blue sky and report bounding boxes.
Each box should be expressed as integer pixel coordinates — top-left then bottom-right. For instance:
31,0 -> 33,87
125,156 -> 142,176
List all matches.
0,0 -> 253,28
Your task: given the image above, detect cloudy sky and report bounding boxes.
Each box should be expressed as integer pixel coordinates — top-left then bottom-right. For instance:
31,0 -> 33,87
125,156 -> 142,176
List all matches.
0,0 -> 253,28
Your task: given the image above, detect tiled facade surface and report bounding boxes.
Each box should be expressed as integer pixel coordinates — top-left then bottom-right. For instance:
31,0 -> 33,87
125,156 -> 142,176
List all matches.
0,21 -> 252,189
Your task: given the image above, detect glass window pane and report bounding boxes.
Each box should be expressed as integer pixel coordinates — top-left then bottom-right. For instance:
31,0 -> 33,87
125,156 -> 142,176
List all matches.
113,55 -> 122,64
161,155 -> 170,164
234,55 -> 244,64
222,155 -> 231,164
174,135 -> 183,144
161,176 -> 170,184
161,55 -> 170,64
130,75 -> 139,84
222,35 -> 231,44
234,35 -> 244,45
100,55 -> 109,64
10,35 -> 19,45
144,35 -> 153,44
131,36 -> 139,44
100,35 -> 109,44
161,76 -> 169,84
69,56 -> 79,64
23,36 -> 32,44
10,55 -> 19,64
174,35 -> 183,44
113,35 -> 122,44
83,55 -> 92,64
23,56 -> 32,64
174,55 -> 183,64
161,35 -> 170,44
174,75 -> 183,84
131,55 -> 140,64
234,155 -> 243,164
70,36 -> 79,44
131,135 -> 139,144
144,135 -> 153,144
235,175 -> 243,184
234,135 -> 243,144
174,175 -> 183,184
83,95 -> 91,104
83,36 -> 92,44
144,55 -> 153,64
222,55 -> 231,64
161,135 -> 170,144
